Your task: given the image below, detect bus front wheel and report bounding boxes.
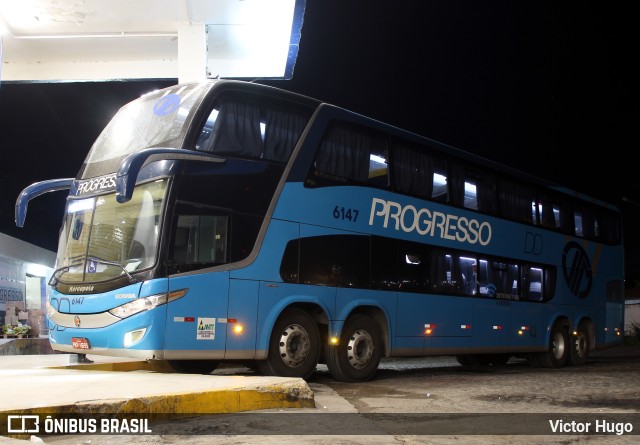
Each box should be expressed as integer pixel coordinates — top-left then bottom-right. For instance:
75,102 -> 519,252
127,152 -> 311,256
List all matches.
257,308 -> 320,379
326,314 -> 381,382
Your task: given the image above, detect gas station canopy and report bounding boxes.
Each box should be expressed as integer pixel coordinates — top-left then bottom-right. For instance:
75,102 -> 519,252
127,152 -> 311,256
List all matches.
0,0 -> 305,83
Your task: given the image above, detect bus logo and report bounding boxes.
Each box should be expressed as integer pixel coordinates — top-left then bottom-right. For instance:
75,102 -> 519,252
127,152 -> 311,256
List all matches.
369,197 -> 492,246
562,241 -> 592,298
153,94 -> 181,116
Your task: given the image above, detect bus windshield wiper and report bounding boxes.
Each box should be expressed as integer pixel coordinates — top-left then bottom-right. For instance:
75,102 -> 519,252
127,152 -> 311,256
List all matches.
88,257 -> 138,283
48,261 -> 82,286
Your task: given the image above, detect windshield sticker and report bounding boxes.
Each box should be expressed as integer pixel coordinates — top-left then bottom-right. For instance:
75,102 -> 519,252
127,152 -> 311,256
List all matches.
153,94 -> 181,116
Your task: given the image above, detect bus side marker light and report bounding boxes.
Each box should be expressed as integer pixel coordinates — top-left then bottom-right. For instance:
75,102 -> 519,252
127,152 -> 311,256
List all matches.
168,288 -> 189,302
226,318 -> 244,335
493,325 -> 502,330
424,324 -> 436,335
460,324 -> 471,329
330,336 -> 339,345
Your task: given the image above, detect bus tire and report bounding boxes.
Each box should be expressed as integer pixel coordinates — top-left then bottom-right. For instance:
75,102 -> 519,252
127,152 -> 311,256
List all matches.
326,314 -> 381,382
456,355 -> 477,366
167,360 -> 219,374
537,321 -> 569,368
257,308 -> 320,379
567,323 -> 590,366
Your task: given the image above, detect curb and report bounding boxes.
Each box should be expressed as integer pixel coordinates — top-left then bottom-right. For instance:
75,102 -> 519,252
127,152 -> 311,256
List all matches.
1,380 -> 314,416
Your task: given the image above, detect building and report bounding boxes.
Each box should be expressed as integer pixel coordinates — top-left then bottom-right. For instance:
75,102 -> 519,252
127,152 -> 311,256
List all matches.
0,233 -> 55,337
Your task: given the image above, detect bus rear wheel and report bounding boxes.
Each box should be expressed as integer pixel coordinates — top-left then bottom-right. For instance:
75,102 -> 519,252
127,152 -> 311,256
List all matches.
167,360 -> 219,374
326,314 -> 381,382
536,321 -> 569,368
257,308 -> 320,379
567,323 -> 590,366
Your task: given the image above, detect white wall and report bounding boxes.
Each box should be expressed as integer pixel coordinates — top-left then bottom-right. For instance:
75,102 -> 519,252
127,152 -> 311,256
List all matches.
626,299 -> 640,334
0,233 -> 55,313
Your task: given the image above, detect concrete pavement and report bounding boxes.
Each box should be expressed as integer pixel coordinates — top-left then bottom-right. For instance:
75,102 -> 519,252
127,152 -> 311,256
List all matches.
0,353 -> 314,416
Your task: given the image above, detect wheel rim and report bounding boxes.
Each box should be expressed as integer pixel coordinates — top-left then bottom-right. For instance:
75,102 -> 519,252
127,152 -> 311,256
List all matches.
551,330 -> 566,360
278,324 -> 311,368
346,329 -> 374,369
574,332 -> 588,359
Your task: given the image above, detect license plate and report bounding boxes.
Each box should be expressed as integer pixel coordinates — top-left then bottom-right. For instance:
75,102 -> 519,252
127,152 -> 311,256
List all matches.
71,337 -> 91,350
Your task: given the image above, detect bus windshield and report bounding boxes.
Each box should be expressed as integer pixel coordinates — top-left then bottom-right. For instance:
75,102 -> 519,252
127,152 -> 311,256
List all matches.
54,179 -> 168,285
85,83 -> 211,165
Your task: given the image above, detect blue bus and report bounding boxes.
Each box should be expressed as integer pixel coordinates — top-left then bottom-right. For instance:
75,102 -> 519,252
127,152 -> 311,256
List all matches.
16,80 -> 624,382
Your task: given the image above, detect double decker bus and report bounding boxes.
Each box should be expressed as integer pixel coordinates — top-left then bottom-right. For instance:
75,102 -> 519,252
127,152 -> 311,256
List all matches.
16,80 -> 624,382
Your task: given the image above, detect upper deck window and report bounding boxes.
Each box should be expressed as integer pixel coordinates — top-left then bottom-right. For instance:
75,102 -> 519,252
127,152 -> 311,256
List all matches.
392,139 -> 448,202
196,93 -> 312,164
306,121 -> 389,187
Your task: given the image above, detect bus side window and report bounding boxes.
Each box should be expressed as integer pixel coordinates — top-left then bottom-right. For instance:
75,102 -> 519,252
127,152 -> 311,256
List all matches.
391,139 -> 447,202
429,249 -> 464,295
263,106 -> 311,163
198,97 -> 263,158
172,226 -> 189,262
477,259 -> 492,297
171,214 -> 228,265
368,148 -> 389,188
372,236 -> 398,290
449,164 -> 497,214
196,95 -> 312,164
299,235 -> 370,288
521,265 -> 543,301
431,157 -> 448,202
397,240 -> 429,293
537,193 -> 556,229
499,178 -> 536,224
460,256 -> 478,296
310,121 -> 388,187
280,239 -> 300,284
600,208 -> 621,244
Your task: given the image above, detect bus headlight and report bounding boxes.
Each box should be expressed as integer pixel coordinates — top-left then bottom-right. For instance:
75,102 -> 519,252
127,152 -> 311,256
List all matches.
109,294 -> 167,319
46,299 -> 56,318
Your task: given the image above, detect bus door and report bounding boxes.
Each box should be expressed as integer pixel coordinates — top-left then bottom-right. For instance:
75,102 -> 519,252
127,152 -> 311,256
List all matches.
511,264 -> 549,348
472,259 -> 513,348
423,250 -> 474,351
164,272 -> 229,358
163,213 -> 230,358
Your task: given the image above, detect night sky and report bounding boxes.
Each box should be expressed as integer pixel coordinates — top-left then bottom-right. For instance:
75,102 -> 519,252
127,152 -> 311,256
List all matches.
1,1 -> 638,278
